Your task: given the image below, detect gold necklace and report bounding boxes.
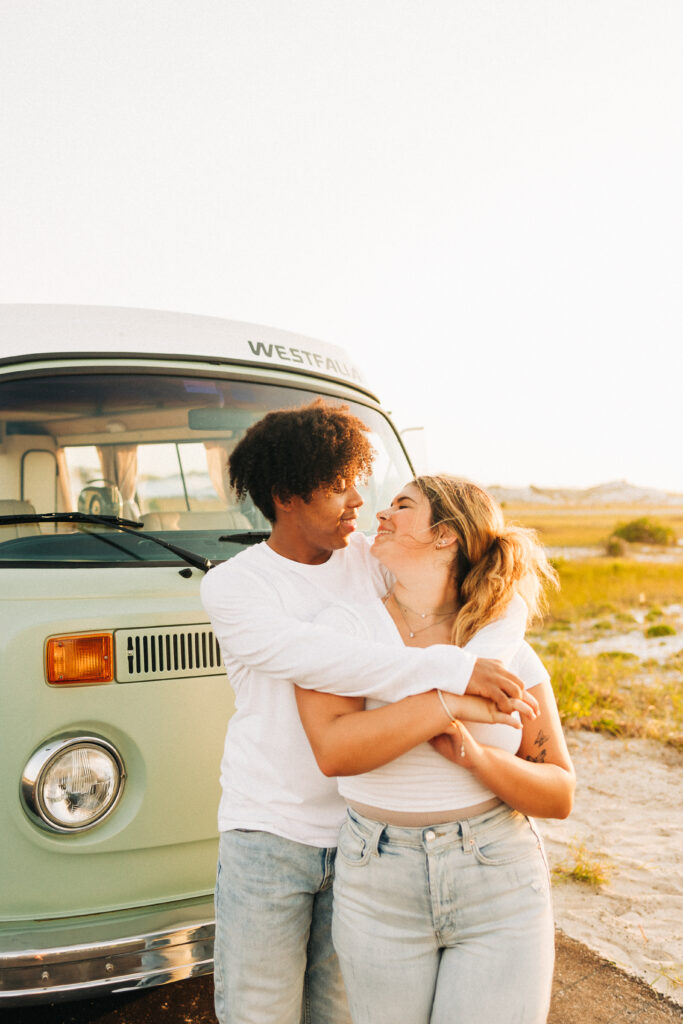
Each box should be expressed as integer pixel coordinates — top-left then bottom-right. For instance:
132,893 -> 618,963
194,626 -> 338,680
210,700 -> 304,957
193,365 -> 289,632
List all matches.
389,593 -> 457,639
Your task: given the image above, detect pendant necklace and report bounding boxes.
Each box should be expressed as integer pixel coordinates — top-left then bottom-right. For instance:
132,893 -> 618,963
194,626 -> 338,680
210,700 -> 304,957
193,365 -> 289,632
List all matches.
389,592 -> 457,639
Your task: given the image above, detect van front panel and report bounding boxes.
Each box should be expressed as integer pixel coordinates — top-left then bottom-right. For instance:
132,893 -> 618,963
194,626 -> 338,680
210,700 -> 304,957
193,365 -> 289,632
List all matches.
0,352 -> 413,1002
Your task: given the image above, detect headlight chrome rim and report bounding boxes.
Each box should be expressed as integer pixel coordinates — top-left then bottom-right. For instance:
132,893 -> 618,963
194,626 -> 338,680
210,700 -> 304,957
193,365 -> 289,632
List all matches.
21,734 -> 126,834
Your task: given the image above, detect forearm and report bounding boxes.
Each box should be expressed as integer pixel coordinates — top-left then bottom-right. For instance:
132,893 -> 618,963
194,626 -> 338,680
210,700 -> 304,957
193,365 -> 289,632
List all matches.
299,690 -> 452,777
228,617 -> 475,699
469,745 -> 575,819
296,687 -> 520,776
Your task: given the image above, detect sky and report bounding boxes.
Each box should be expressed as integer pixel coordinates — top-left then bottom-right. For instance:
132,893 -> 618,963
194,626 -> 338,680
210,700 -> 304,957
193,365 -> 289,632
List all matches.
1,1 -> 681,492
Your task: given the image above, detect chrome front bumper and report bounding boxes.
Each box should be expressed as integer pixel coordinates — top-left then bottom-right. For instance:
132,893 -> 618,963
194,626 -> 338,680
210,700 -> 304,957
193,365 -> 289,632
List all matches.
0,899 -> 214,1005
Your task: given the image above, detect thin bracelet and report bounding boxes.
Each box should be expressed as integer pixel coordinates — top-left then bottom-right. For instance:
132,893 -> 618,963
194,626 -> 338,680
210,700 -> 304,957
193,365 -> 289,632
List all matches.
436,689 -> 458,726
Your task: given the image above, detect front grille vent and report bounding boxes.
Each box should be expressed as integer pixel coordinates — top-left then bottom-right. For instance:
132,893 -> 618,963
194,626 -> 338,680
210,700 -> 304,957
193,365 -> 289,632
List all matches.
115,625 -> 224,683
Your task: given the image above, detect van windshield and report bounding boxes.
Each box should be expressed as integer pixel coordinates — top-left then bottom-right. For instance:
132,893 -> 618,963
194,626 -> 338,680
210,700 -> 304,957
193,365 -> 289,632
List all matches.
0,373 -> 412,566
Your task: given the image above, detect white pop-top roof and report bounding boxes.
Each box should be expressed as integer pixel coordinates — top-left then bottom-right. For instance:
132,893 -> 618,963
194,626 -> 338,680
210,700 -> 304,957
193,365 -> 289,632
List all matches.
0,304 -> 375,399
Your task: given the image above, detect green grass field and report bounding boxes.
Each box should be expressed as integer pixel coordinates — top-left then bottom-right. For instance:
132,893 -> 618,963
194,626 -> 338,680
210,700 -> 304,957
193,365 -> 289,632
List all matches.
547,559 -> 683,620
507,505 -> 683,748
530,637 -> 683,748
503,504 -> 683,549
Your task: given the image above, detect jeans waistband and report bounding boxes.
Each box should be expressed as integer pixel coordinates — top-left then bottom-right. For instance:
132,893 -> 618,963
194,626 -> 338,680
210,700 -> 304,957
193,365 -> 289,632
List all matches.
345,802 -> 520,854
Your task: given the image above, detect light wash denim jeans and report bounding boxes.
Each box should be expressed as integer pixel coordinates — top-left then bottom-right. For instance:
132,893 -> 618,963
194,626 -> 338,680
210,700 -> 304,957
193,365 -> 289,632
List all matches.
214,829 -> 351,1024
332,804 -> 554,1024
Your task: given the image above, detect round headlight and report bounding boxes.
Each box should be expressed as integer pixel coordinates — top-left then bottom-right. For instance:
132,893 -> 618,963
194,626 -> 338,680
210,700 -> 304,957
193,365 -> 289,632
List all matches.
22,736 -> 126,833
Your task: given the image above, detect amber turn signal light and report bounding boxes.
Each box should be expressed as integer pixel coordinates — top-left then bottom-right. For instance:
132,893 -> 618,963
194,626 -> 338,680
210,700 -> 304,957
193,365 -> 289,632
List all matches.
46,633 -> 114,685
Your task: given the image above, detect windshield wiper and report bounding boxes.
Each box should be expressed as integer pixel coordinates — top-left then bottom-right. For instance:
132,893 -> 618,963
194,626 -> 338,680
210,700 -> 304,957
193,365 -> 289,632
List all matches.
0,511 -> 144,529
0,512 -> 213,573
218,530 -> 271,545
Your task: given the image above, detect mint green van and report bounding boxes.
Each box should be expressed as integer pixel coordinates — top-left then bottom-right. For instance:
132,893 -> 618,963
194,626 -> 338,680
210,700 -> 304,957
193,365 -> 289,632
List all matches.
0,305 -> 413,1005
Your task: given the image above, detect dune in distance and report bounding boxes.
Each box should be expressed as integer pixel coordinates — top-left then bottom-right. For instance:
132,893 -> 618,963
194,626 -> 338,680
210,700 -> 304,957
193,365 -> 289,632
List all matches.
487,480 -> 683,506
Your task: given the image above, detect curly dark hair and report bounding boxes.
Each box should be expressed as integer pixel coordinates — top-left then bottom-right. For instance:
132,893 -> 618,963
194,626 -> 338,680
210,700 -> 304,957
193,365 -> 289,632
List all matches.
229,399 -> 375,522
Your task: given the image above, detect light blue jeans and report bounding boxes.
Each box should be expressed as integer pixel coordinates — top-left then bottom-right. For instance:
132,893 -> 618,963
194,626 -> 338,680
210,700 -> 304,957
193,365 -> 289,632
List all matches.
214,829 -> 351,1024
332,804 -> 555,1024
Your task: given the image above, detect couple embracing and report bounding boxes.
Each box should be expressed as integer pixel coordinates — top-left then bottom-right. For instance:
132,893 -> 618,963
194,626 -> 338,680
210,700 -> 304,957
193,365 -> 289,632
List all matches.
201,400 -> 575,1024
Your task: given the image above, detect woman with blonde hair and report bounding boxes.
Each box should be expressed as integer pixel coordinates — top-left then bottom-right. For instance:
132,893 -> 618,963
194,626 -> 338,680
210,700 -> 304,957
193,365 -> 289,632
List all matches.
296,475 -> 574,1024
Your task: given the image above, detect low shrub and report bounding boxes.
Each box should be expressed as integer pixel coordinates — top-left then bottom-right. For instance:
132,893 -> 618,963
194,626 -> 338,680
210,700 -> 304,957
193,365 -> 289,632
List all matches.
548,621 -> 573,632
645,623 -> 676,638
596,650 -> 639,662
552,842 -> 611,887
604,535 -> 626,557
613,517 -> 676,546
543,640 -> 575,657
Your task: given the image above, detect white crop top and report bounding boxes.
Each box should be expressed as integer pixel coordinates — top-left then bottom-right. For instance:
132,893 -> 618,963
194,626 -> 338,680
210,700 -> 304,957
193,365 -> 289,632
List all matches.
316,596 -> 549,813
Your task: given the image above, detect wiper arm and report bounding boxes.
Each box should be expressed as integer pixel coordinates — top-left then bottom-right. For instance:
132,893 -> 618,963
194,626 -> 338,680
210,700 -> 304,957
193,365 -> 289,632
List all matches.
0,512 -> 212,573
0,511 -> 144,529
218,531 -> 271,545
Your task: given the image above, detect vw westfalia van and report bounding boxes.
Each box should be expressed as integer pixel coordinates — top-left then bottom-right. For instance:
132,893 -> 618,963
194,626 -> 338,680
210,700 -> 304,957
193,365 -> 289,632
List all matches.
0,304 -> 414,1005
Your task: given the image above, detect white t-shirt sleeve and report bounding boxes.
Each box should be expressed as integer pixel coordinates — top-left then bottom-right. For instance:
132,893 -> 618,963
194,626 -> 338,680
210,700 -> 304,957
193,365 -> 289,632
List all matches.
201,560 -> 477,701
509,641 -> 549,689
462,593 -> 527,666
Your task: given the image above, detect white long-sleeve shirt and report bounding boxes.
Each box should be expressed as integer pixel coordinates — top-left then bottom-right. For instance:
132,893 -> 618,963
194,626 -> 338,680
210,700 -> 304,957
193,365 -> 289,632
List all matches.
200,533 -> 527,846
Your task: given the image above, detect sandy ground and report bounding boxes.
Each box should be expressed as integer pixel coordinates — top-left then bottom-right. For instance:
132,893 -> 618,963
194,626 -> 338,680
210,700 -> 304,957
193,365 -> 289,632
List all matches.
575,602 -> 683,663
537,730 -> 683,1005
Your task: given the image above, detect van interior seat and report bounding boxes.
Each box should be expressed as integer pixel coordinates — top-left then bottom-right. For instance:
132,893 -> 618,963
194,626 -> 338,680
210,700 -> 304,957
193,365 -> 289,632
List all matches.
0,500 -> 42,538
140,509 -> 252,532
121,499 -> 142,521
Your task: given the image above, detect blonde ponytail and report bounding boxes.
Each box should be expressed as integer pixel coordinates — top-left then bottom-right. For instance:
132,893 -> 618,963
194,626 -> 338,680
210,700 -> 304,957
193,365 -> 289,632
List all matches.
412,475 -> 558,647
453,525 -> 557,646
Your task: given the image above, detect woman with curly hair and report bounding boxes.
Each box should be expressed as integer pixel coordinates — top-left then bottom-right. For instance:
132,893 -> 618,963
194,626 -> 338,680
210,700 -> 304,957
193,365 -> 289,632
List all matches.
296,475 -> 575,1024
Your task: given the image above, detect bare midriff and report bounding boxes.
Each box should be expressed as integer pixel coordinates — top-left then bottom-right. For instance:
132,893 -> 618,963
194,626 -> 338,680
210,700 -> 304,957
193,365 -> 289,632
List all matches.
348,796 -> 501,828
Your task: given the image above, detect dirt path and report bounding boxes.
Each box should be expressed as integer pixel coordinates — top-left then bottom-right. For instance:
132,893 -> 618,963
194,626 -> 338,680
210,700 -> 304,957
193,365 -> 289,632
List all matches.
4,936 -> 681,1023
551,931 -> 682,1023
538,731 -> 683,1005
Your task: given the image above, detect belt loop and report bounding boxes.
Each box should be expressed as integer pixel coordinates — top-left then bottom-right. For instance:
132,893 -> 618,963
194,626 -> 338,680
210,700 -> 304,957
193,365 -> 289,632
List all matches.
367,819 -> 385,857
460,818 -> 474,855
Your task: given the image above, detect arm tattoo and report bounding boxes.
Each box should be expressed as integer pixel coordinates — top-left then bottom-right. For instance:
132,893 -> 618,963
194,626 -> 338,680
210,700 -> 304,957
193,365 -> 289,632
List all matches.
526,730 -> 549,762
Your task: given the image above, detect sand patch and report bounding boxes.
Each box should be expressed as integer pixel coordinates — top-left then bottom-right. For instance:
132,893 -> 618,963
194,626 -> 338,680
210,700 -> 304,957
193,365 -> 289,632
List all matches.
537,731 -> 683,1004
543,602 -> 683,664
577,603 -> 683,662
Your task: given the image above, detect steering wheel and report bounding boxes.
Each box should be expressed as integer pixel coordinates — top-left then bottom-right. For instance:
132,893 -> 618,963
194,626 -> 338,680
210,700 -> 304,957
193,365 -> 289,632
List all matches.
78,479 -> 123,517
